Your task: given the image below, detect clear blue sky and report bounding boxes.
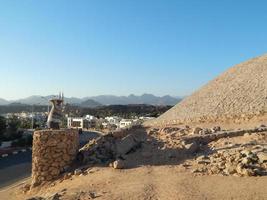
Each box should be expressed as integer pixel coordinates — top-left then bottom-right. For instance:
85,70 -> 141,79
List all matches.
0,0 -> 267,100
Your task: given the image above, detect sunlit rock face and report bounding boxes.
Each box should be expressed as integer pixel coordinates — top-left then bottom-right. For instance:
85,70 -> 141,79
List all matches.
145,54 -> 267,126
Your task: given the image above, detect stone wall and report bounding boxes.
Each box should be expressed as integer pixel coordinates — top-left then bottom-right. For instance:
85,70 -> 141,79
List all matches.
31,129 -> 79,186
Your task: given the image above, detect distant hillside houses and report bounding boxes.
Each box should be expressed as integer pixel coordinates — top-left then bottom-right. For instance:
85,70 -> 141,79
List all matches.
4,112 -> 47,121
67,115 -> 97,129
67,114 -> 154,130
104,117 -> 138,129
119,119 -> 137,129
104,116 -> 121,127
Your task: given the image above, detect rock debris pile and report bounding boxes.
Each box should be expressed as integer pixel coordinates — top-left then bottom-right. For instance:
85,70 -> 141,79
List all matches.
192,148 -> 267,177
148,125 -> 267,177
79,127 -> 145,169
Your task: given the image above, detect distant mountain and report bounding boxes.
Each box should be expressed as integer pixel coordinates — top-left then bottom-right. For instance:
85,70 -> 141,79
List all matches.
79,99 -> 102,108
64,97 -> 84,105
10,95 -> 84,106
87,95 -> 129,105
0,98 -> 9,105
88,94 -> 181,105
0,94 -> 182,106
13,95 -> 50,105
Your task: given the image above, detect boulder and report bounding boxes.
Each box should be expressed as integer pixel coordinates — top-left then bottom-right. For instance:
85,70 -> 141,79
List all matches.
225,163 -> 237,175
236,163 -> 255,176
244,133 -> 251,137
241,150 -> 252,157
46,193 -> 61,200
113,159 -> 125,169
242,168 -> 255,176
210,165 -> 221,174
257,152 -> 267,163
191,127 -> 202,135
26,197 -> 45,200
197,159 -> 211,165
63,173 -> 72,180
74,169 -> 82,176
184,142 -> 199,154
211,126 -> 221,133
148,129 -> 159,135
116,134 -> 140,156
21,183 -> 31,194
196,155 -> 208,161
162,127 -> 180,134
200,129 -> 212,135
241,157 -> 251,165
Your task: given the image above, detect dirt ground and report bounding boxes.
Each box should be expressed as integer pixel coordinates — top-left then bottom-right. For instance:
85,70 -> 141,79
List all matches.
1,123 -> 267,200
1,165 -> 266,200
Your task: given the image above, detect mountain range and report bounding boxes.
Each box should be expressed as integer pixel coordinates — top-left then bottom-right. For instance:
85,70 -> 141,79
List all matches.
0,94 -> 182,107
0,98 -> 9,105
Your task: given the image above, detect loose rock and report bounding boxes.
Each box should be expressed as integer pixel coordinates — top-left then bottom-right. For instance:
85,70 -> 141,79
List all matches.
113,159 -> 125,169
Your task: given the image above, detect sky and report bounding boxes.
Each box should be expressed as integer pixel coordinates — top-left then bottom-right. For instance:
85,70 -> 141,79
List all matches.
0,0 -> 267,100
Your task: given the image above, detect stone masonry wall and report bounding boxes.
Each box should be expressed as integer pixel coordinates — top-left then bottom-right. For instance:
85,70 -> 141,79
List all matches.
31,129 -> 79,186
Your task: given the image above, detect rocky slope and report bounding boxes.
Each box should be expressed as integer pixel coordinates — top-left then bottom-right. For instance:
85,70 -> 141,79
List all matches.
4,124 -> 267,200
145,54 -> 267,126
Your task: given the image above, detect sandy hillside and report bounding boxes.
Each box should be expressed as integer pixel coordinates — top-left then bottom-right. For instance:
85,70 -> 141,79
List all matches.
145,54 -> 267,127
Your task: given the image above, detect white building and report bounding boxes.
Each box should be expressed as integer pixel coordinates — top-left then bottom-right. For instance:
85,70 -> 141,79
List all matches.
67,115 -> 97,129
101,122 -> 109,128
67,117 -> 84,129
119,119 -> 133,129
139,116 -> 155,121
85,115 -> 97,121
105,116 -> 121,127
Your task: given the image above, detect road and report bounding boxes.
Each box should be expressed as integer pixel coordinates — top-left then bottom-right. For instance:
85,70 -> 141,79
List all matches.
0,131 -> 101,189
0,151 -> 32,188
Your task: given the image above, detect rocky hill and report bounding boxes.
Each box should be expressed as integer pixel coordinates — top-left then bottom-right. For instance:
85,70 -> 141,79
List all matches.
88,94 -> 181,106
79,99 -> 102,108
0,98 -> 9,105
0,94 -> 181,106
145,54 -> 267,126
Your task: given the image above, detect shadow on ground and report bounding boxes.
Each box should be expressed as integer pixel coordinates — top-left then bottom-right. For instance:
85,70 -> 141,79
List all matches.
77,127 -> 198,169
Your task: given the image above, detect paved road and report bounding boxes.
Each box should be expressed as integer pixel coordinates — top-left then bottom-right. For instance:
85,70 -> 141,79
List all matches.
0,151 -> 32,188
0,131 -> 101,189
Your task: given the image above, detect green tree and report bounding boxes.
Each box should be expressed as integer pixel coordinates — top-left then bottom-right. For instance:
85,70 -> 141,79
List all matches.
7,116 -> 20,130
20,118 -> 32,129
5,116 -> 22,140
61,117 -> 68,128
11,134 -> 33,147
0,116 -> 7,141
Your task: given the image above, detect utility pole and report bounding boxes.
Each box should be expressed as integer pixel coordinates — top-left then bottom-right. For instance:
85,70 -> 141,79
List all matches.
41,96 -> 50,114
31,105 -> 34,130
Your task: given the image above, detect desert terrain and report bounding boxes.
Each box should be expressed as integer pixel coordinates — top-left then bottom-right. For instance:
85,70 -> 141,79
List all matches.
1,120 -> 267,200
1,55 -> 267,200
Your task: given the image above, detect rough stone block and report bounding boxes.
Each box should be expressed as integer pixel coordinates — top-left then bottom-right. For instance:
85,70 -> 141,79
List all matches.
31,129 -> 79,186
